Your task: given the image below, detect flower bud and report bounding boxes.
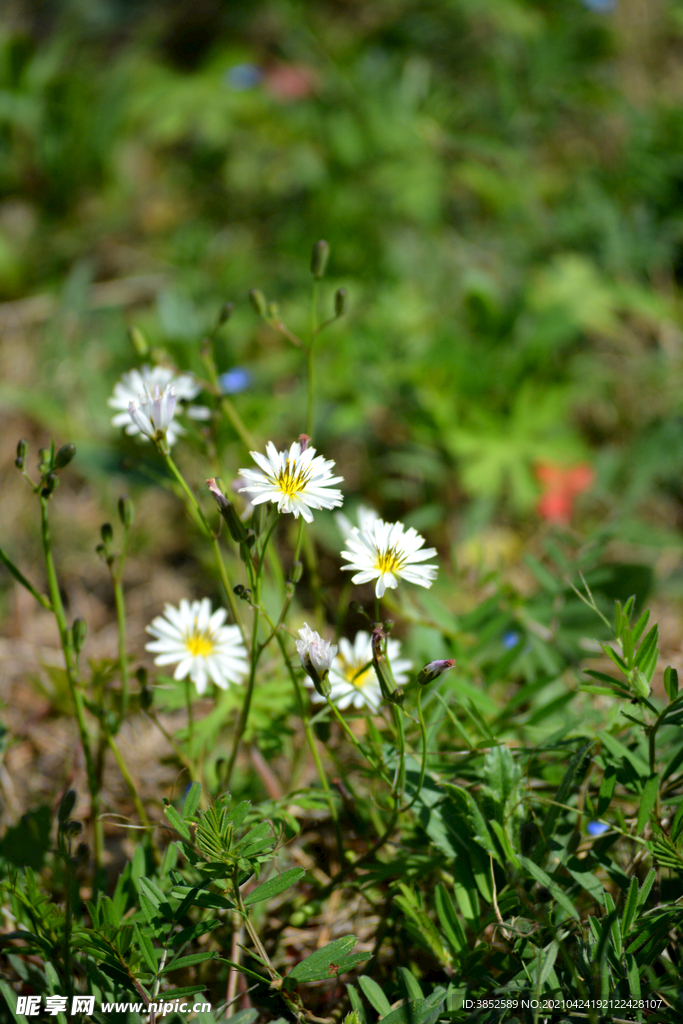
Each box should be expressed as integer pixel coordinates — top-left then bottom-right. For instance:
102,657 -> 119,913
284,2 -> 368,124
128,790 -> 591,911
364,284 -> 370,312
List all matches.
311,240 -> 330,279
72,617 -> 87,655
630,669 -> 651,700
371,623 -> 403,704
296,623 -> 336,699
95,543 -> 107,561
118,495 -> 133,529
54,443 -> 76,469
63,819 -> 83,838
206,478 -> 248,542
417,659 -> 455,686
334,287 -> 347,316
249,289 -> 267,317
267,300 -> 279,319
15,438 -> 28,470
41,472 -> 59,498
128,325 -> 149,357
58,790 -> 77,824
38,447 -> 51,472
218,301 -> 234,325
100,523 -> 114,545
289,560 -> 303,584
298,433 -> 311,452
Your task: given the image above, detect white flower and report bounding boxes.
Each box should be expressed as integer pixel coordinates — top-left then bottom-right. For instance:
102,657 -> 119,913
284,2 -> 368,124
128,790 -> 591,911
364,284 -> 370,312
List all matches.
335,504 -> 380,541
108,364 -> 209,447
145,598 -> 248,695
296,623 -> 337,697
309,630 -> 412,711
341,517 -> 438,598
238,440 -> 344,523
128,383 -> 178,443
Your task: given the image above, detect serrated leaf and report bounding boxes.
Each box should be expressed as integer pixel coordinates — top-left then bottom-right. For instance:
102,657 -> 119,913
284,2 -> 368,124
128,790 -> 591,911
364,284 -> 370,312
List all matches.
358,976 -> 392,1016
243,868 -> 305,905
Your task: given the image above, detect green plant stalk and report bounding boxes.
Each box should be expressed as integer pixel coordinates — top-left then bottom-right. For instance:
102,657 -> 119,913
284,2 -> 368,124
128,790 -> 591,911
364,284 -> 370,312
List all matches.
40,496 -> 102,869
103,727 -> 150,828
306,279 -> 319,437
112,523 -> 130,725
400,688 -> 428,812
325,701 -> 393,787
199,341 -> 258,450
163,451 -> 245,643
145,709 -> 197,780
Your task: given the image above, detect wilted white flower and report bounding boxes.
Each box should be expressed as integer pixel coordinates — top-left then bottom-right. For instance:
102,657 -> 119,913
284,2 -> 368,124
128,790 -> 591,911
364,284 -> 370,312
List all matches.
145,598 -> 248,695
128,383 -> 178,444
340,517 -> 438,598
308,630 -> 412,711
108,365 -> 209,447
238,440 -> 344,522
296,623 -> 337,697
417,659 -> 455,686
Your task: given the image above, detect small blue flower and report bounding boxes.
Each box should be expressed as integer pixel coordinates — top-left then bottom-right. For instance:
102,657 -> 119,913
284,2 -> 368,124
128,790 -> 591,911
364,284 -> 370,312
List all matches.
587,821 -> 609,836
219,367 -> 252,394
503,631 -> 520,650
225,64 -> 263,90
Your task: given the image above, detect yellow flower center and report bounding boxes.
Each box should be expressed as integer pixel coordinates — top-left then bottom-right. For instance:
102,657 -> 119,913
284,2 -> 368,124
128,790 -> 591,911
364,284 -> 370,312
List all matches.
185,630 -> 215,657
273,457 -> 312,498
375,548 -> 404,574
343,661 -> 373,690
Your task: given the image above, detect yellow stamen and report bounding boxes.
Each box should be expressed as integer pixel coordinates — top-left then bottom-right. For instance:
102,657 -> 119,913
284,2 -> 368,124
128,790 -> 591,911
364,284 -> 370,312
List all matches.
344,662 -> 372,690
186,631 -> 214,657
273,456 -> 312,498
375,548 -> 404,574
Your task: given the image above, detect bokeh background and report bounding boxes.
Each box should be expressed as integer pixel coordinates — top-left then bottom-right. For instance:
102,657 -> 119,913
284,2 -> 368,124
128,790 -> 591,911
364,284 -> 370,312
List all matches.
4,0 -> 683,810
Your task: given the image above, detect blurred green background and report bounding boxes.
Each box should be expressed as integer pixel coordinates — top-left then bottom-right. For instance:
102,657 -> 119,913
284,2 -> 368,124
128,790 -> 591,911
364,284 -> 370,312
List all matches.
3,0 -> 683,563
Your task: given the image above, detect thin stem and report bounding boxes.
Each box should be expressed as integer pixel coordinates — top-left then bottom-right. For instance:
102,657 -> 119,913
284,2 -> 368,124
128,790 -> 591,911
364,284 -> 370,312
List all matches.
185,679 -> 195,759
40,496 -> 102,870
112,558 -> 129,725
104,728 -> 150,828
145,710 -> 197,780
325,701 -> 393,786
400,688 -> 428,812
306,280 -> 319,437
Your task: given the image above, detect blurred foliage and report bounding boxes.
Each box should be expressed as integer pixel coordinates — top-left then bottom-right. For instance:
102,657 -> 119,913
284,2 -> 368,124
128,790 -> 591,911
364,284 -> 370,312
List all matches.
3,0 -> 683,539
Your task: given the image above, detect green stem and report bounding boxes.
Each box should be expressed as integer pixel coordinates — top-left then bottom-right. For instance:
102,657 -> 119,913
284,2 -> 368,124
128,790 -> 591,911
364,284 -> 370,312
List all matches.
40,496 -> 102,870
104,728 -> 150,828
113,577 -> 129,724
400,689 -> 428,812
325,701 -> 392,786
306,281 -> 319,437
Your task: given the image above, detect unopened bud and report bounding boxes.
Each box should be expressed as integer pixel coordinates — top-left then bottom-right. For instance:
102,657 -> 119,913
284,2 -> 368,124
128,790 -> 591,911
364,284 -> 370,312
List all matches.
218,301 -> 234,325
334,287 -> 347,316
128,325 -> 149,357
349,600 -> 371,621
95,543 -> 107,561
54,443 -> 76,469
140,685 -> 153,711
311,240 -> 330,279
296,624 -> 336,699
417,659 -> 455,686
631,669 -> 651,700
289,560 -> 303,584
118,495 -> 133,528
206,478 -> 248,542
15,438 -> 28,469
100,523 -> 114,545
249,289 -> 267,317
267,301 -> 279,319
298,433 -> 311,452
41,472 -> 59,498
58,790 -> 77,824
63,819 -> 83,837
38,447 -> 51,472
72,617 -> 87,655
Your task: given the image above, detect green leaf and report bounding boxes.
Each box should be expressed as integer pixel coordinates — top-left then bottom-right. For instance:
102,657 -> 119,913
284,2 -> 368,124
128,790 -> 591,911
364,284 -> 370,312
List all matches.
664,666 -> 679,702
162,951 -> 217,974
536,740 -> 592,854
0,980 -> 29,1024
358,976 -> 392,1016
346,983 -> 369,1024
434,884 -> 466,955
243,867 -> 305,905
604,891 -> 622,958
636,774 -> 659,835
134,923 -> 158,974
286,936 -> 371,985
598,731 -> 649,778
518,857 -> 580,920
631,609 -> 650,645
182,782 -> 202,819
635,624 -> 658,676
621,876 -> 639,936
170,886 -> 234,911
601,643 -> 629,675
0,547 -> 52,610
380,989 -> 447,1024
164,804 -> 191,841
398,967 -> 423,1001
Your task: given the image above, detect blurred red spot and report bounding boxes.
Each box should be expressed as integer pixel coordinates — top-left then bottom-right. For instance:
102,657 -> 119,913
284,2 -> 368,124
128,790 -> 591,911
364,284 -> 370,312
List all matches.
264,64 -> 317,101
535,462 -> 594,524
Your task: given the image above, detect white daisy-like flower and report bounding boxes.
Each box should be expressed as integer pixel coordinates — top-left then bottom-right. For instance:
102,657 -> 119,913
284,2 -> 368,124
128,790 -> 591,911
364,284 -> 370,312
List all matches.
335,504 -> 380,541
108,365 -> 210,447
238,440 -> 344,522
341,517 -> 438,598
308,630 -> 412,710
296,623 -> 337,697
145,598 -> 248,695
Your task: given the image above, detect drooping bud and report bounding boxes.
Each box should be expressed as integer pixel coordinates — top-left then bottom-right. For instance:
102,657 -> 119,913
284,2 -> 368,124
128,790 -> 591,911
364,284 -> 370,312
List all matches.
371,623 -> 403,704
206,478 -> 248,542
100,523 -> 114,546
128,325 -> 149,357
249,289 -> 267,317
72,617 -> 87,655
417,659 -> 455,687
298,433 -> 311,452
334,287 -> 347,317
15,438 -> 28,470
54,443 -> 76,469
311,240 -> 330,279
218,301 -> 234,325
296,623 -> 336,699
118,495 -> 133,529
